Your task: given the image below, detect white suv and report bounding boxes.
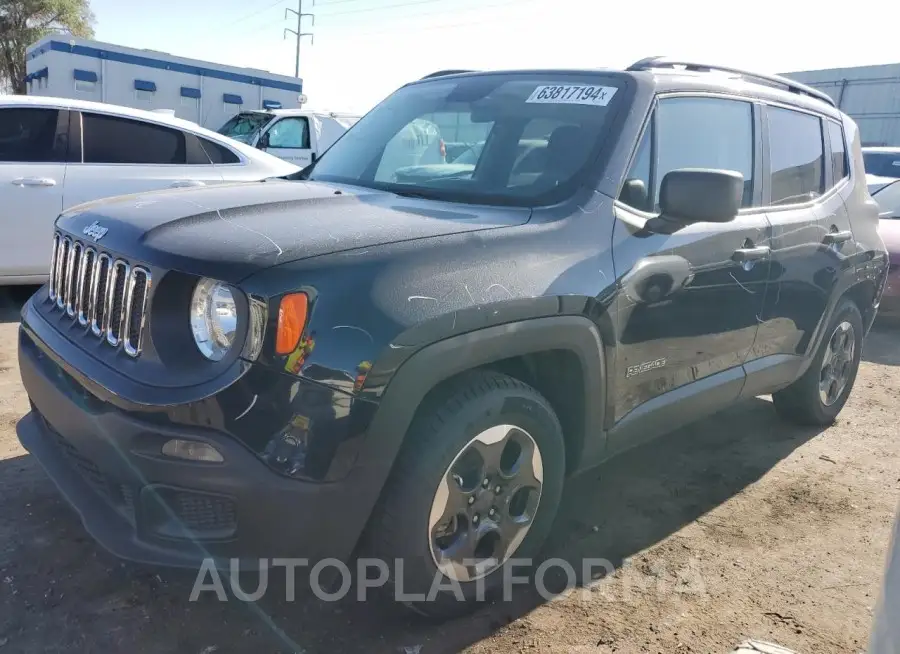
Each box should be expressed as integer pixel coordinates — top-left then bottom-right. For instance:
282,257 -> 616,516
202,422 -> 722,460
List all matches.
0,95 -> 298,285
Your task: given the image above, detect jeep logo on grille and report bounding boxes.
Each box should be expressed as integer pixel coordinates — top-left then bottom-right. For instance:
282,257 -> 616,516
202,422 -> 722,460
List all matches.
82,221 -> 108,242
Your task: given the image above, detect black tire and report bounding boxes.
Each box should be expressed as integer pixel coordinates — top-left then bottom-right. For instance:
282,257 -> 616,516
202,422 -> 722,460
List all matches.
362,369 -> 566,620
772,298 -> 864,426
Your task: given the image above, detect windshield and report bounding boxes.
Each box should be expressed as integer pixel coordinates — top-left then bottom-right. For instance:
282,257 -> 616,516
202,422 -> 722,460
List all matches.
873,180 -> 900,218
218,112 -> 275,144
307,73 -> 625,205
863,151 -> 900,178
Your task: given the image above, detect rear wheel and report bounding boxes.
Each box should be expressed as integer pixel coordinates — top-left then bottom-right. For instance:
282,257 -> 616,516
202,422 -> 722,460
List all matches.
773,298 -> 863,426
364,370 -> 565,619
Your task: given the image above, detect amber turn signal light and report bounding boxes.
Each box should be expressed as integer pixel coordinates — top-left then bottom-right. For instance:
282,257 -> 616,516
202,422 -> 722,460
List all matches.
276,293 -> 309,354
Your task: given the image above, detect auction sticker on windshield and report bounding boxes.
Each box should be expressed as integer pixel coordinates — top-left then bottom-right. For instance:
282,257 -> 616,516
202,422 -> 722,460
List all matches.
526,85 -> 618,106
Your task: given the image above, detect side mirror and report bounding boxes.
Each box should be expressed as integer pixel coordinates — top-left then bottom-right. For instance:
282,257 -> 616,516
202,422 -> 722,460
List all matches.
257,133 -> 270,149
659,169 -> 743,224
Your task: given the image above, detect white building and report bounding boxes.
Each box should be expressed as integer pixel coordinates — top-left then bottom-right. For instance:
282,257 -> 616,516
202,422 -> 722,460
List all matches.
25,35 -> 304,131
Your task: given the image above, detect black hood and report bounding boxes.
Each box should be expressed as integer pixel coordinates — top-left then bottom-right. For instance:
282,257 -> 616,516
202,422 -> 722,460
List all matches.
56,180 -> 531,284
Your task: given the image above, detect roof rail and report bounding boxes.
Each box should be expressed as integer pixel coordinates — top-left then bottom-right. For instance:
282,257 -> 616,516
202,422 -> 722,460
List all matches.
626,56 -> 837,108
420,69 -> 476,80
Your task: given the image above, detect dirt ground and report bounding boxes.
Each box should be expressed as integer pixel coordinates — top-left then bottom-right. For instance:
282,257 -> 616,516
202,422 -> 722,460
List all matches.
1,285 -> 898,654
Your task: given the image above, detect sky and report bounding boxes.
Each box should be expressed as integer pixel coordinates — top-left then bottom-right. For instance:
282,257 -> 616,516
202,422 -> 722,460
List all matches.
89,0 -> 899,115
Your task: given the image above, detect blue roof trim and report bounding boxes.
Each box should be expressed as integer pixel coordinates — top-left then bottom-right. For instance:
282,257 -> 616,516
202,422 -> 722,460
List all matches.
263,100 -> 283,109
223,93 -> 243,105
180,86 -> 201,98
27,41 -> 303,93
73,69 -> 98,83
134,79 -> 156,92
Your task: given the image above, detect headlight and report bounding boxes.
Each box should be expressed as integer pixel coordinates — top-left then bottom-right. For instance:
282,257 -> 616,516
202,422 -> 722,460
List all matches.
190,278 -> 238,361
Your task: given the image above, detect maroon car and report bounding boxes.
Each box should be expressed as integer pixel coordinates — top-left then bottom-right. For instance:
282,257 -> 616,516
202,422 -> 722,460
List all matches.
874,180 -> 900,319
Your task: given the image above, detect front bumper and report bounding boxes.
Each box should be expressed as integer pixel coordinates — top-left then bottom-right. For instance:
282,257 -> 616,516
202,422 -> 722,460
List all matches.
16,322 -> 382,569
879,265 -> 900,319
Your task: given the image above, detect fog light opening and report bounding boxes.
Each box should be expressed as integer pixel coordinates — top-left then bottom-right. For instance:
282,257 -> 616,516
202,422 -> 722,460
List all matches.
161,439 -> 224,463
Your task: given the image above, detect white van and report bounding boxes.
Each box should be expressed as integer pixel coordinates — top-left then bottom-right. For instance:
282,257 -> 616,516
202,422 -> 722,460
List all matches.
218,109 -> 360,168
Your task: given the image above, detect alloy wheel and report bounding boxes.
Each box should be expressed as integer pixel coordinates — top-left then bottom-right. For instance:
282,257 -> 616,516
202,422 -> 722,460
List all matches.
428,424 -> 544,582
819,320 -> 856,406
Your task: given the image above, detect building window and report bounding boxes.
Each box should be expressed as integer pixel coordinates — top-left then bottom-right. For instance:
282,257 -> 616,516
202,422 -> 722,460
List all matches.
134,79 -> 157,103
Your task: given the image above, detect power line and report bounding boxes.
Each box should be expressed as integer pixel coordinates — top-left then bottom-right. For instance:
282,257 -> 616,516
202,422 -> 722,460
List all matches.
318,10 -> 530,39
228,0 -> 290,26
317,0 -> 449,18
317,0 -> 525,27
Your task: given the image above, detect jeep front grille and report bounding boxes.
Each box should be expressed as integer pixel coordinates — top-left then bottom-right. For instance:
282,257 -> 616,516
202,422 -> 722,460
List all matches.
48,232 -> 151,358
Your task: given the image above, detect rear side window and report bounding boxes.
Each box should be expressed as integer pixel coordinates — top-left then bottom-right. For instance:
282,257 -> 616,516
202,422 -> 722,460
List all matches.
198,137 -> 240,164
827,121 -> 849,183
82,113 -> 186,164
0,108 -> 62,163
767,107 -> 824,205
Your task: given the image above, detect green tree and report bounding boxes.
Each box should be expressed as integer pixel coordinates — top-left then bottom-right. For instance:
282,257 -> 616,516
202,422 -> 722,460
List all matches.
0,0 -> 94,94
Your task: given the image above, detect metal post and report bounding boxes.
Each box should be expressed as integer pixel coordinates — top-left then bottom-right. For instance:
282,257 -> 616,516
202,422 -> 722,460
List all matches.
284,0 -> 315,78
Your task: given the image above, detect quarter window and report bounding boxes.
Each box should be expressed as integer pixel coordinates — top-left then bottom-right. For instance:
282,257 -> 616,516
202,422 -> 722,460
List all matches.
198,137 -> 240,164
619,125 -> 652,211
827,121 -> 849,183
0,108 -> 62,163
767,107 -> 825,205
82,113 -> 186,164
656,97 -> 755,208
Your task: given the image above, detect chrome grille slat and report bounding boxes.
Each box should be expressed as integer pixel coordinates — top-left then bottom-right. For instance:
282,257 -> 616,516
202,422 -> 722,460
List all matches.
124,268 -> 151,357
66,242 -> 82,317
48,232 -> 149,359
91,253 -> 110,336
48,235 -> 60,301
76,248 -> 95,326
55,238 -> 71,310
106,260 -> 129,347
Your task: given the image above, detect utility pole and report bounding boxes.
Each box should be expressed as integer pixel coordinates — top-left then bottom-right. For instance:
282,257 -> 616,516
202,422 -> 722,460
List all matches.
284,0 -> 315,78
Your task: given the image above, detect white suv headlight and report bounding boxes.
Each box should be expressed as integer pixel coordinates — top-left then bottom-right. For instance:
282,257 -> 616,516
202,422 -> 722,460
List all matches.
190,278 -> 238,361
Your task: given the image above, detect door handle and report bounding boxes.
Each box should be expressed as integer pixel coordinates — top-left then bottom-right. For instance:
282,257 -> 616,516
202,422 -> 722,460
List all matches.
12,177 -> 57,187
823,230 -> 852,244
732,245 -> 770,263
169,180 -> 206,188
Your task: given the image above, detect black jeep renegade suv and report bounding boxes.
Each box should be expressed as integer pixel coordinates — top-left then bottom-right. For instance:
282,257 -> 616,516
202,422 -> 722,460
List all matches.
16,58 -> 889,617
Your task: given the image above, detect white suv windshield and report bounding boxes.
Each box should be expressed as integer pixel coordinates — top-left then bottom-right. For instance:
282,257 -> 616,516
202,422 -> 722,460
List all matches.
218,112 -> 274,144
307,73 -> 625,206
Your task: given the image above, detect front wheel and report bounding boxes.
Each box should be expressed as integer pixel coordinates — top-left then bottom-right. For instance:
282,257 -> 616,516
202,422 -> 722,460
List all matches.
773,298 -> 864,426
363,370 -> 565,619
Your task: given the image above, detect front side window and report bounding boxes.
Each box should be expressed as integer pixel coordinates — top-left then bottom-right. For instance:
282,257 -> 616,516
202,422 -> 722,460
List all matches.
218,112 -> 274,145
827,121 -> 849,183
308,73 -> 624,206
768,107 -> 825,205
82,113 -> 186,165
266,117 -> 310,149
0,108 -> 62,163
656,97 -> 755,208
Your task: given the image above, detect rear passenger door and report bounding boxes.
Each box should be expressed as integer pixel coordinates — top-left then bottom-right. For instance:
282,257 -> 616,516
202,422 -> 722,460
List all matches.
0,107 -> 68,279
752,106 -> 840,364
609,95 -> 770,450
61,112 -> 228,208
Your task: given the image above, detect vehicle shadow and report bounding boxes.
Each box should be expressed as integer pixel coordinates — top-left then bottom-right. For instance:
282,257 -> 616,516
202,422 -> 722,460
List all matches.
863,322 -> 900,366
0,286 -> 39,324
0,396 -> 825,653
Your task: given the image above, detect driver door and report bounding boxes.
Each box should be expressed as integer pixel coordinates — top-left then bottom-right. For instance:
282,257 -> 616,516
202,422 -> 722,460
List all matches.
261,117 -> 313,166
608,95 -> 770,452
